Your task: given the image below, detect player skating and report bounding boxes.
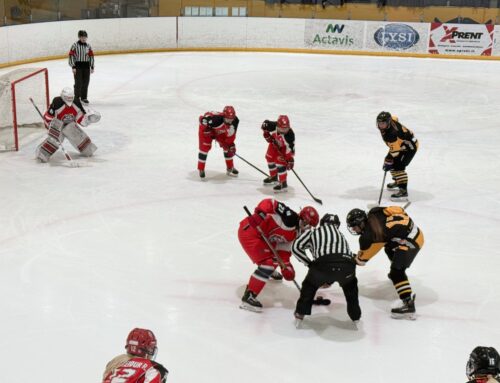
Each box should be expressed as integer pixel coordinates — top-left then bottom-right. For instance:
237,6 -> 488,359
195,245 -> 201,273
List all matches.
466,347 -> 500,383
376,112 -> 418,201
36,87 -> 100,162
261,115 -> 295,193
292,213 -> 361,327
346,205 -> 424,319
102,328 -> 168,383
197,106 -> 239,178
239,198 -> 319,312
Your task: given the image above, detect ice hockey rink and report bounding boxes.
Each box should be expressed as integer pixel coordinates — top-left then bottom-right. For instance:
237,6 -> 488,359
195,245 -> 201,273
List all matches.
1,51 -> 499,382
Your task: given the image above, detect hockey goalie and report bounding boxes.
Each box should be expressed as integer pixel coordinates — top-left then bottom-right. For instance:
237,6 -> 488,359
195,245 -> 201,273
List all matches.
36,87 -> 100,162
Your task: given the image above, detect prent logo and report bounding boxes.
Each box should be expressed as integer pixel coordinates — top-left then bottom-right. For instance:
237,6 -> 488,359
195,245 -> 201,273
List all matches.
374,24 -> 420,50
440,26 -> 484,42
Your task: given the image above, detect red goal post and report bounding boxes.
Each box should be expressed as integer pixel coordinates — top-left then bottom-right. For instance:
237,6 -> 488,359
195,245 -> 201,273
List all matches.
0,68 -> 49,151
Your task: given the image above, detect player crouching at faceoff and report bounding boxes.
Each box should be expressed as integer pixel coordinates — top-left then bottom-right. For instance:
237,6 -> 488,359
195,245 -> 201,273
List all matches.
346,206 -> 424,320
36,87 -> 100,162
102,328 -> 168,383
197,106 -> 239,179
238,198 -> 319,312
377,111 -> 418,201
261,115 -> 295,193
292,214 -> 361,327
466,347 -> 500,383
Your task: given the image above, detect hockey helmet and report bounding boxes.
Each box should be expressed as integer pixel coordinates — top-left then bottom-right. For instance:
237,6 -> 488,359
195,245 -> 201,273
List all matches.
299,206 -> 319,230
376,111 -> 391,130
61,87 -> 74,106
223,106 -> 236,122
125,328 -> 158,360
466,347 -> 500,379
277,115 -> 290,133
346,208 -> 367,235
320,213 -> 340,228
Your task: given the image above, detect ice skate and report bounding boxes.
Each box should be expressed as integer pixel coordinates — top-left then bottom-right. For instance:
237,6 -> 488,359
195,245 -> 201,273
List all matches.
294,312 -> 304,329
391,294 -> 416,320
386,182 -> 398,190
263,175 -> 278,185
226,168 -> 239,177
240,287 -> 263,313
199,170 -> 205,179
273,181 -> 288,193
390,188 -> 408,202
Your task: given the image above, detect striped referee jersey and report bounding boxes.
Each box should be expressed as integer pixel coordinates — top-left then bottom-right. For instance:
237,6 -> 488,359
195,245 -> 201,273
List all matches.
69,41 -> 95,69
292,224 -> 353,265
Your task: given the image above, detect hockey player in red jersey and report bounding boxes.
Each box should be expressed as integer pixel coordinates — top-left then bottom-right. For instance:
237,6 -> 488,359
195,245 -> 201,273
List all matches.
261,115 -> 295,193
36,87 -> 100,162
238,198 -> 319,312
197,106 -> 239,179
102,328 -> 168,383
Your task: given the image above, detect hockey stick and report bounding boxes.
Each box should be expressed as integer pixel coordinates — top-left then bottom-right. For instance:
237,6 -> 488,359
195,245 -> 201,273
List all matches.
29,97 -> 78,167
244,206 -> 330,306
378,171 -> 387,206
235,154 -> 269,177
291,169 -> 323,205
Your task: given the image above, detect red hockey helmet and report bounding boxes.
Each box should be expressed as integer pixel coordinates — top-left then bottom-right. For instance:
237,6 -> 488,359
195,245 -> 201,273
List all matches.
277,115 -> 290,133
125,328 -> 158,359
299,206 -> 319,229
223,106 -> 236,121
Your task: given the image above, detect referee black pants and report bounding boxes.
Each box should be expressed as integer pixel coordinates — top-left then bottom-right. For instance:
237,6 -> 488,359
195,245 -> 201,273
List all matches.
295,255 -> 361,321
74,65 -> 90,101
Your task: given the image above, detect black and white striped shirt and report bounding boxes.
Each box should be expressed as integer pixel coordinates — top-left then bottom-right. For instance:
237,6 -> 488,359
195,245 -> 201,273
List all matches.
292,224 -> 352,266
68,41 -> 95,69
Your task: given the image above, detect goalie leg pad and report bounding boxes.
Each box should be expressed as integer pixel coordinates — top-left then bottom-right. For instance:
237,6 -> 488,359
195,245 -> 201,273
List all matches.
62,122 -> 97,156
36,135 -> 60,162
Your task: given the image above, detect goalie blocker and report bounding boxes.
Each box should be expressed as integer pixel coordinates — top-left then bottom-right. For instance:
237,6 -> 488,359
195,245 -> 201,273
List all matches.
37,87 -> 100,162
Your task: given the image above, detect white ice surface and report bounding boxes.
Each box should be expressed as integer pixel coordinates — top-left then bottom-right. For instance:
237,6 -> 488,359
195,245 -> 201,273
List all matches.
0,52 -> 499,383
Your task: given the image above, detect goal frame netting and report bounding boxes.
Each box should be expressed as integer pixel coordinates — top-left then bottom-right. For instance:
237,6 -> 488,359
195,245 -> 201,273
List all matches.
1,68 -> 49,151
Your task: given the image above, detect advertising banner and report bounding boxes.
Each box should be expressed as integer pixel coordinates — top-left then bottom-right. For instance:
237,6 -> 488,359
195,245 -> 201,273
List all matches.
304,20 -> 363,51
429,23 -> 494,56
364,22 -> 429,53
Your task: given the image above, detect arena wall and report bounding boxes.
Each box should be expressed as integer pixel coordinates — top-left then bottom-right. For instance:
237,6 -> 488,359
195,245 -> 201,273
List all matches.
0,17 -> 499,68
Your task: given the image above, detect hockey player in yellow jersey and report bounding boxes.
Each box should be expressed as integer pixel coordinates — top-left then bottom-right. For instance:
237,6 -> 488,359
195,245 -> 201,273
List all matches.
346,206 -> 424,320
377,112 -> 419,201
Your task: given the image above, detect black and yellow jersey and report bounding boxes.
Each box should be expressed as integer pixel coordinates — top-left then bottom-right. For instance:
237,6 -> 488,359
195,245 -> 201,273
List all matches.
381,117 -> 418,158
357,206 -> 423,262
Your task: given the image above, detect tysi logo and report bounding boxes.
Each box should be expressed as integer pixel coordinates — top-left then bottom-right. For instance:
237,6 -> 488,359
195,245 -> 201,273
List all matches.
374,24 -> 420,50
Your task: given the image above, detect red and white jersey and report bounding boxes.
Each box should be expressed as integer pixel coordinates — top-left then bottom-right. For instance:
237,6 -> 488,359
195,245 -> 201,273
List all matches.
44,96 -> 85,126
103,357 -> 168,383
254,199 -> 299,248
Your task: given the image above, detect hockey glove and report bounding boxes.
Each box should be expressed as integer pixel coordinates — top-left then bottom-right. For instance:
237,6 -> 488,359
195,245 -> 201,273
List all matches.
263,130 -> 272,143
248,213 -> 264,228
281,263 -> 295,281
286,158 -> 294,170
383,156 -> 394,171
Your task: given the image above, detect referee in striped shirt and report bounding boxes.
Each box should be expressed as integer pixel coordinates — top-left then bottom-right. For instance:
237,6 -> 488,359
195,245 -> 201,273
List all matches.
292,213 -> 361,323
69,30 -> 94,103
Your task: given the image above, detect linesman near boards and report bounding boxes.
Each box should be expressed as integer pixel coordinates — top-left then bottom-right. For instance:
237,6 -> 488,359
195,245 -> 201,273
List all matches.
69,30 -> 94,103
292,213 -> 361,327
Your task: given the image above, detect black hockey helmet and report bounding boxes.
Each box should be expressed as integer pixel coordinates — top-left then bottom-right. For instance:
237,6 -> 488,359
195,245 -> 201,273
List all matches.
346,208 -> 367,235
376,111 -> 391,130
466,347 -> 500,379
78,30 -> 88,38
320,213 -> 340,228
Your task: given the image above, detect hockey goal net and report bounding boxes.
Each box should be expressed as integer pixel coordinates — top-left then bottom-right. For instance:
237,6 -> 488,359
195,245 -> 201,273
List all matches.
0,68 -> 49,151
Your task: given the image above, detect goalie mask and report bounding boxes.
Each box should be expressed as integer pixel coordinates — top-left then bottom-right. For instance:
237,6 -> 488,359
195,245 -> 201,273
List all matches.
126,328 -> 158,360
61,87 -> 74,106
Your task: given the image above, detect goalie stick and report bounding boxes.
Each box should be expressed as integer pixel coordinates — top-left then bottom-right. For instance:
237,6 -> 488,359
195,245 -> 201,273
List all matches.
243,206 -> 330,306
